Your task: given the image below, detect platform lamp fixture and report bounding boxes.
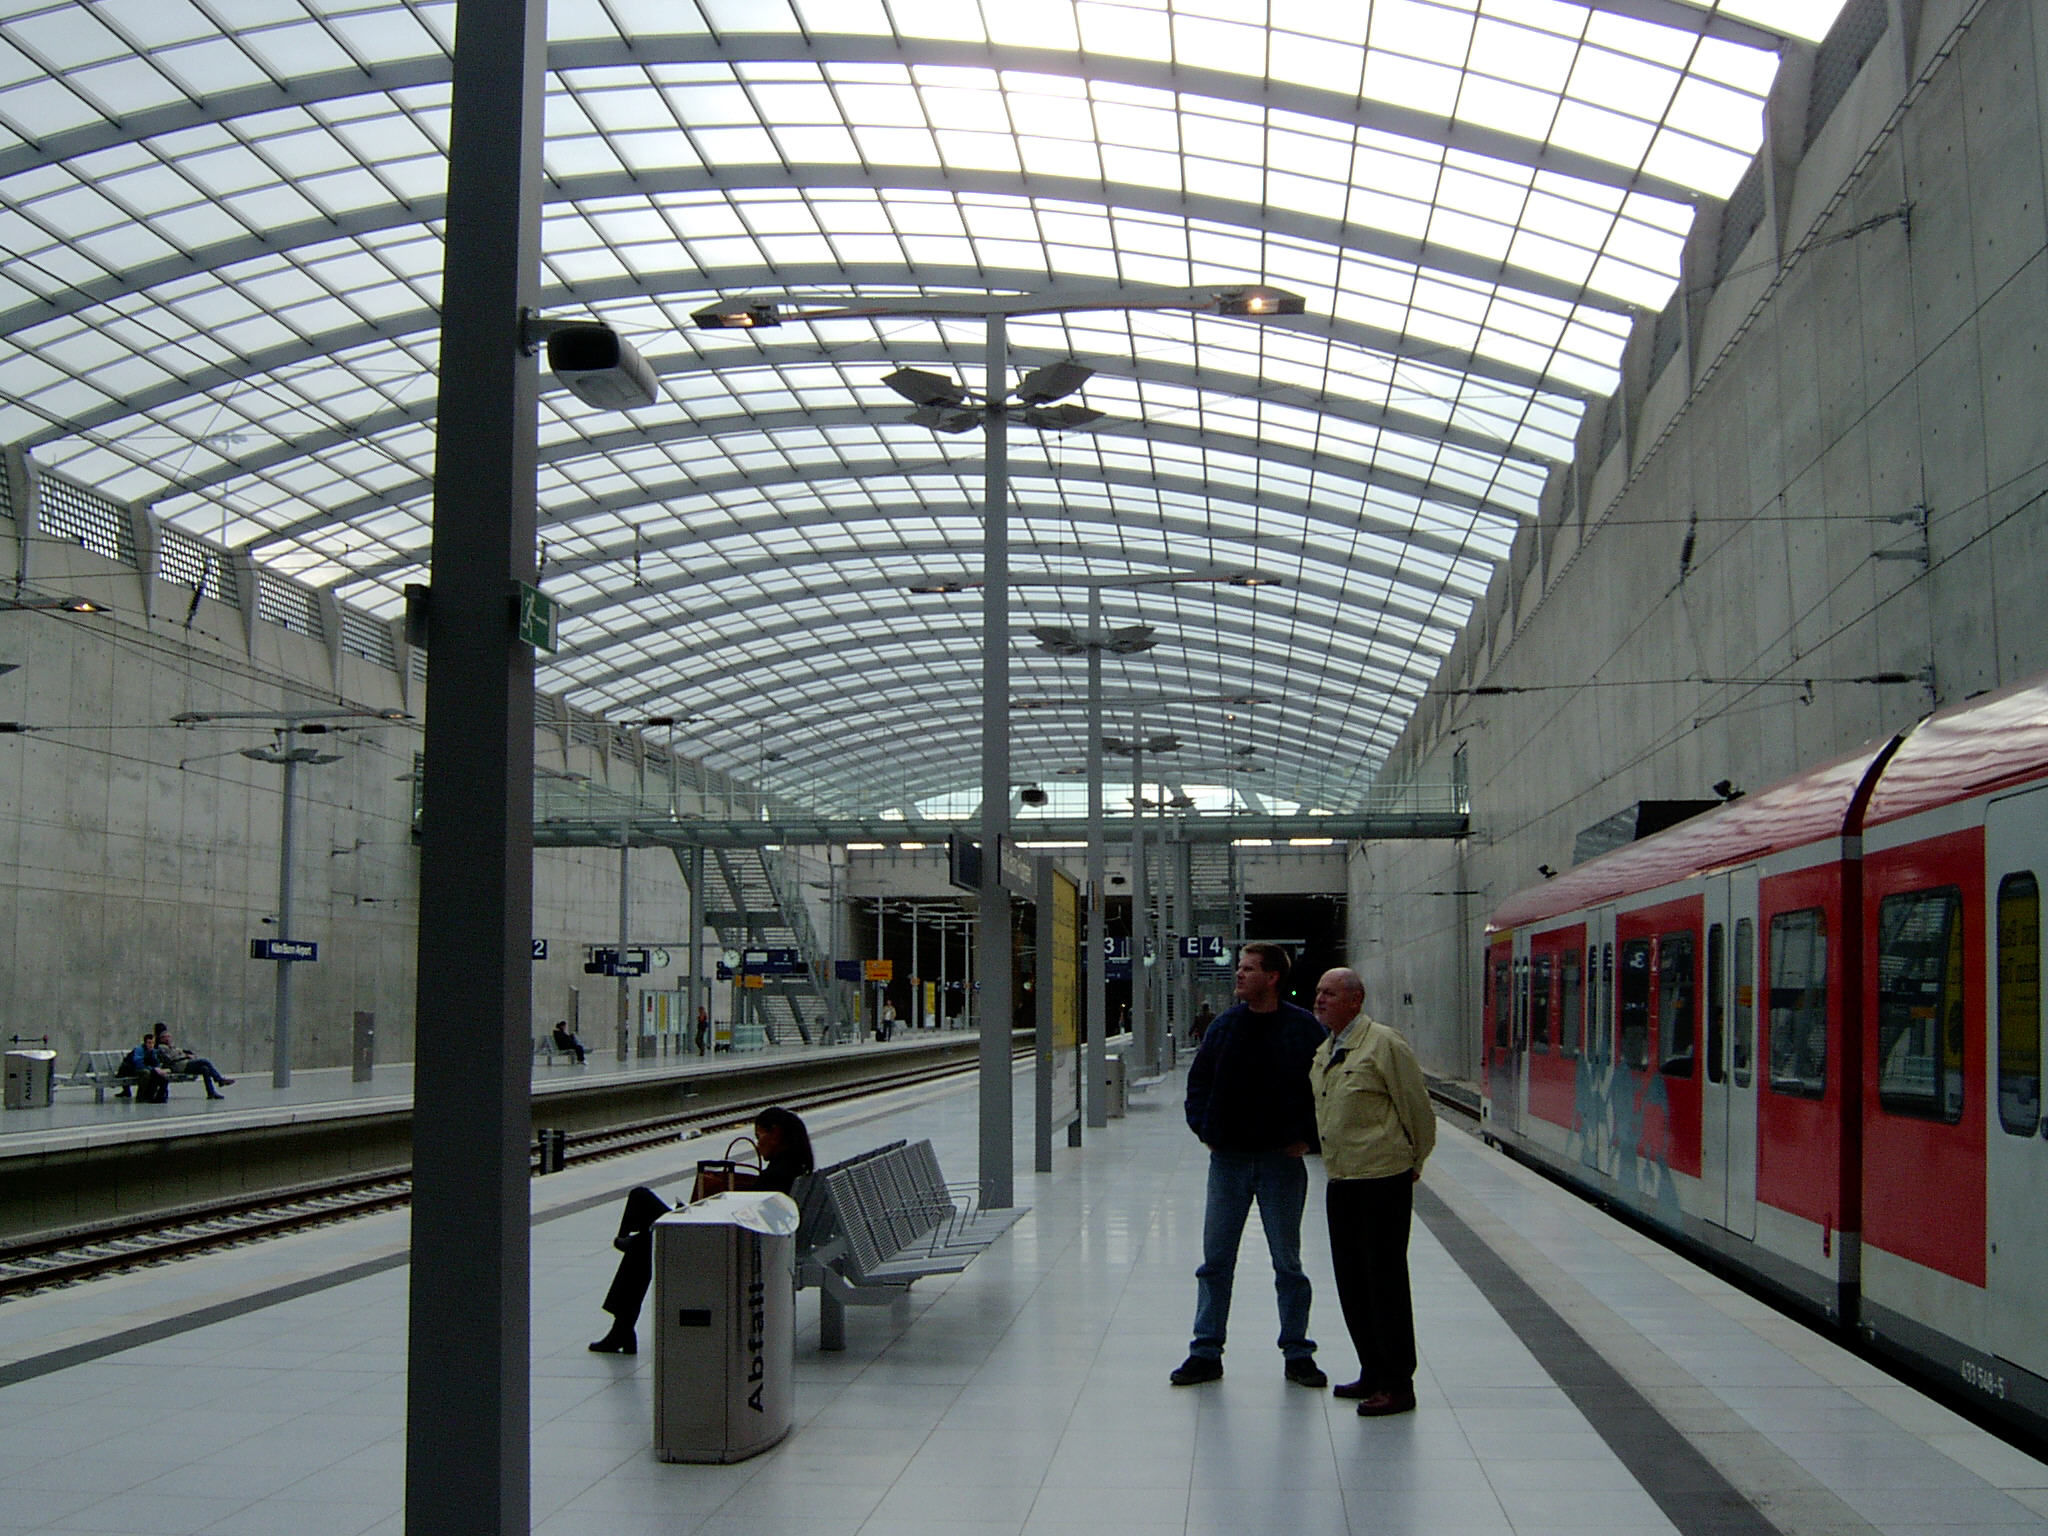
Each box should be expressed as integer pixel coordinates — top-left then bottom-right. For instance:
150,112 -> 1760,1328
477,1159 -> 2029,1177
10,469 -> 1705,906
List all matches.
692,280 -> 1306,1208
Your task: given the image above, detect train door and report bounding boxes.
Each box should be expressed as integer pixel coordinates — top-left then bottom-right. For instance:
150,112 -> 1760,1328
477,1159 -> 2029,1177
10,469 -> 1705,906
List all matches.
1582,907 -> 1616,1171
1486,937 -> 1519,1132
1701,869 -> 1760,1238
1985,790 -> 2048,1378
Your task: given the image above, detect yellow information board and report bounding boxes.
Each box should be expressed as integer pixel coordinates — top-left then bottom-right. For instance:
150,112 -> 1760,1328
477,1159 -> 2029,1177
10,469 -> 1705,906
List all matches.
1051,869 -> 1078,1053
864,958 -> 894,982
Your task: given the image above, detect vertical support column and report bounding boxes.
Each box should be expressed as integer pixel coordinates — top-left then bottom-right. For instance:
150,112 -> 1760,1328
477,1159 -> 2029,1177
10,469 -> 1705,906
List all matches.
403,0 -> 545,1526
617,817 -> 633,1058
686,845 -> 706,1042
977,311 -> 1014,1210
1034,857 -> 1054,1172
272,752 -> 299,1088
1131,717 -> 1149,1074
1176,838 -> 1196,1052
1084,587 -> 1106,1129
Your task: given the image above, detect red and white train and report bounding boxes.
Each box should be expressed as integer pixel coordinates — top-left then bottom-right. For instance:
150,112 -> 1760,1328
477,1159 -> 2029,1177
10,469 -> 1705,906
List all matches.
1482,671 -> 2048,1440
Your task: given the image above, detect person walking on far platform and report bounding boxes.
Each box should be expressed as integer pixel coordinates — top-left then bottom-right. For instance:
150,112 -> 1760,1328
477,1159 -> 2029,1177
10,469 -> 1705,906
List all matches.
1172,941 -> 1327,1388
1309,967 -> 1435,1416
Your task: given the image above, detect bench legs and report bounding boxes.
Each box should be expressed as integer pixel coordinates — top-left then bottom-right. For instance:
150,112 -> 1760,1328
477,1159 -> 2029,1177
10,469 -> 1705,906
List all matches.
815,1268 -> 911,1352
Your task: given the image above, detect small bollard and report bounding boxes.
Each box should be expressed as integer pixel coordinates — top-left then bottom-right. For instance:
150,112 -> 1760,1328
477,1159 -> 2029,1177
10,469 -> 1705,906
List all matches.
537,1128 -> 568,1174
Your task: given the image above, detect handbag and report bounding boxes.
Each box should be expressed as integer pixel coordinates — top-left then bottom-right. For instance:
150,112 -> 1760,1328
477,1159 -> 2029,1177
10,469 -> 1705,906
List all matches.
689,1134 -> 761,1201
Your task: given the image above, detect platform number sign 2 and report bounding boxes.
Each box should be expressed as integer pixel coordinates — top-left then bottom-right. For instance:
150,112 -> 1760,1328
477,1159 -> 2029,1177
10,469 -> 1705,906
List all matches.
531,939 -> 548,961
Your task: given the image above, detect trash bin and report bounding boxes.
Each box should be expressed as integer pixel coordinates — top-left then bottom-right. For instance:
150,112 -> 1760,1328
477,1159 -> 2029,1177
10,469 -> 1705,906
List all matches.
1102,1051 -> 1128,1119
652,1191 -> 798,1463
536,1128 -> 567,1174
4,1050 -> 56,1109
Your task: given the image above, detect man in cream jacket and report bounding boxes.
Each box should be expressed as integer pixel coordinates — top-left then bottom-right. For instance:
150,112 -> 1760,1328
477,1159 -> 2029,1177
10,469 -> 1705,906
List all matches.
1308,967 -> 1436,1416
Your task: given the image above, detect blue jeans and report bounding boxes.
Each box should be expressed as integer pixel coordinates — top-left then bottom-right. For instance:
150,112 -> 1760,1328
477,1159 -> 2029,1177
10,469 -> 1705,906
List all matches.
1191,1149 -> 1314,1362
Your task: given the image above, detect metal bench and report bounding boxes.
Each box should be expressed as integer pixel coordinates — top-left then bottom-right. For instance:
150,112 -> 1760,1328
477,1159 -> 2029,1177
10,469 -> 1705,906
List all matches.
793,1139 -> 1026,1350
55,1049 -> 201,1103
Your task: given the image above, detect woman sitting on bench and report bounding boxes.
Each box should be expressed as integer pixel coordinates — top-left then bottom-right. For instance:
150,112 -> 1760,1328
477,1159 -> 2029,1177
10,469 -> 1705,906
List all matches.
588,1106 -> 814,1356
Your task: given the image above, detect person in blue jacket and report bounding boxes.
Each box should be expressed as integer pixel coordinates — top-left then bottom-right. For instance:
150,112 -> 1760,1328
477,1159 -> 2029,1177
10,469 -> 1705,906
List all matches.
1171,941 -> 1328,1388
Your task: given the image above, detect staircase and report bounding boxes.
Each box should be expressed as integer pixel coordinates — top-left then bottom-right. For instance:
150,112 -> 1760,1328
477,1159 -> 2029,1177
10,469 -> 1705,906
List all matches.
1188,841 -> 1242,973
688,846 -> 827,1044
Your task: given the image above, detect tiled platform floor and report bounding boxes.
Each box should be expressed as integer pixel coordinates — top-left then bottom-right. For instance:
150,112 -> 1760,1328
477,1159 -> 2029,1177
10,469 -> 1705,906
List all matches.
1,1065 -> 2043,1535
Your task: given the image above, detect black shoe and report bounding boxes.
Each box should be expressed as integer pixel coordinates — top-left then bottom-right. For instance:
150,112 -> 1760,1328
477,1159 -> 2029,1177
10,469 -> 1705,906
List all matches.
1355,1389 -> 1416,1417
1333,1378 -> 1376,1400
588,1329 -> 636,1355
1169,1355 -> 1222,1386
207,1091 -> 224,1100
1284,1358 -> 1327,1388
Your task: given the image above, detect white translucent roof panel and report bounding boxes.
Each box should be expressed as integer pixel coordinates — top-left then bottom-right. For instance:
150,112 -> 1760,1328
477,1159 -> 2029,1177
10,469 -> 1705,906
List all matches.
0,0 -> 1844,809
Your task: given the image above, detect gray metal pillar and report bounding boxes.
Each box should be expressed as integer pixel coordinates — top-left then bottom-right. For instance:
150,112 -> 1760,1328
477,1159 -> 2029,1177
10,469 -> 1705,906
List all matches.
272,751 -> 298,1089
1034,857 -> 1054,1173
617,817 -> 633,1058
977,311 -> 1015,1210
1131,715 -> 1149,1069
1084,586 -> 1107,1129
402,0 -> 545,1524
1176,837 -> 1197,1045
686,845 -> 705,1037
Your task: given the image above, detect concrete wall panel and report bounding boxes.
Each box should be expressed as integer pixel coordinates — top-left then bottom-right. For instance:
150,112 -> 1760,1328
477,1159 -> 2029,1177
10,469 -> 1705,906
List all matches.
1360,1 -> 2048,1083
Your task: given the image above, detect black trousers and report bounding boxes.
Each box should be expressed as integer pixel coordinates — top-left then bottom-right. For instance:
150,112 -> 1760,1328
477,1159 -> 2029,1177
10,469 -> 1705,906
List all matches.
1326,1173 -> 1416,1393
600,1186 -> 671,1325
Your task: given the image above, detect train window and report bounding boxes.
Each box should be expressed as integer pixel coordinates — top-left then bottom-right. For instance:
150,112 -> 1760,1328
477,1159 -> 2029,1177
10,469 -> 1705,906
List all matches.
1619,939 -> 1651,1069
1492,954 -> 1510,1049
1767,908 -> 1828,1097
1706,923 -> 1726,1084
1659,931 -> 1696,1077
1996,873 -> 2041,1138
1733,918 -> 1754,1087
1601,942 -> 1614,1064
1530,954 -> 1552,1053
1560,950 -> 1582,1060
1876,887 -> 1965,1124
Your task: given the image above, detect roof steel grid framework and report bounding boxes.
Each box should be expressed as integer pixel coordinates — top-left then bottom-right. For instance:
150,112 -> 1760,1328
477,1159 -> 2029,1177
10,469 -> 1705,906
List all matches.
0,0 -> 1848,813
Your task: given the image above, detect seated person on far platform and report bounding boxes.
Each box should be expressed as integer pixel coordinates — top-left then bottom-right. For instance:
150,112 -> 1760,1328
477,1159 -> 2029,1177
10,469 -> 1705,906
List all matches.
551,1020 -> 588,1063
154,1024 -> 234,1100
588,1106 -> 814,1356
119,1030 -> 172,1103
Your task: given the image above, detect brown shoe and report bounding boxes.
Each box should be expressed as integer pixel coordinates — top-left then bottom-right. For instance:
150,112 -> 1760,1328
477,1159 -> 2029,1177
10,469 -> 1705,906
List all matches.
1333,1378 -> 1376,1400
1355,1390 -> 1416,1417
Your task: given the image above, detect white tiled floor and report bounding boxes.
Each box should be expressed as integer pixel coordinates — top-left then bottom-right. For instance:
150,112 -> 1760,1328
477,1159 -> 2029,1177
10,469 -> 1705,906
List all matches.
2,1065 -> 2044,1534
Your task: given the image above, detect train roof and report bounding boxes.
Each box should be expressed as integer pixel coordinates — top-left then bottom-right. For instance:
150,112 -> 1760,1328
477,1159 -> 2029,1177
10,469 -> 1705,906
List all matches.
1486,741 -> 1886,933
1487,671 -> 2048,935
1864,672 -> 2048,828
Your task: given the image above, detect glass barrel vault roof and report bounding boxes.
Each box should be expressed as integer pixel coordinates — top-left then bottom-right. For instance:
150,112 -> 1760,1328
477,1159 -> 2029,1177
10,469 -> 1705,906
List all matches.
0,0 -> 1846,814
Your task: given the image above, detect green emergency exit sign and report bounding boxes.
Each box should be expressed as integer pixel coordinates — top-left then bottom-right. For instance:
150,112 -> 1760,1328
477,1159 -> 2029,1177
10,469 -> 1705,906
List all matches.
516,583 -> 558,652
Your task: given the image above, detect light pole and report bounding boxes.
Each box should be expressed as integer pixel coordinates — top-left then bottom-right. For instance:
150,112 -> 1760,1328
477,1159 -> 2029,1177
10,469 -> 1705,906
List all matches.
242,737 -> 341,1088
173,707 -> 402,1088
1031,593 -> 1155,1126
695,282 -> 1304,1208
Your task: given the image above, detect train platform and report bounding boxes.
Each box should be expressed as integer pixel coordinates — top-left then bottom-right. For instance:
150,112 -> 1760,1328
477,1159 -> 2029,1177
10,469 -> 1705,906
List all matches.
0,1030 -> 961,1146
1,1068 -> 2044,1536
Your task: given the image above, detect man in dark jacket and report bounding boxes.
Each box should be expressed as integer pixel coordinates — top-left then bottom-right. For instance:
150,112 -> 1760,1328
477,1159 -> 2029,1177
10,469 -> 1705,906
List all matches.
1172,942 -> 1328,1387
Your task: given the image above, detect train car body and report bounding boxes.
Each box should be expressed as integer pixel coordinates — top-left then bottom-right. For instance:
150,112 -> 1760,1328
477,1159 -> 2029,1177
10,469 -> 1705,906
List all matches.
1482,675 -> 2048,1442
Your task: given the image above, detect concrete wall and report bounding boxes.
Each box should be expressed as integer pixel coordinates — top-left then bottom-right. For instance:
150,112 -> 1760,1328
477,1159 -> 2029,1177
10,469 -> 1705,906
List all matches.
1356,0 -> 2048,1082
0,519 -> 695,1073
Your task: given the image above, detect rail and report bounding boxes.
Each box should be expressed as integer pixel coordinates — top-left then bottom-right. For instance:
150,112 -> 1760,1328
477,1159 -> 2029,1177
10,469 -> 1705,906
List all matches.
0,1049 -> 1022,1299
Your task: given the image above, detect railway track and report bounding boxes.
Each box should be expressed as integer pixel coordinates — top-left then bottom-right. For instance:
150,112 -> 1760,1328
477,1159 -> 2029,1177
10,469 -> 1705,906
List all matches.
0,1049 -> 1010,1299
